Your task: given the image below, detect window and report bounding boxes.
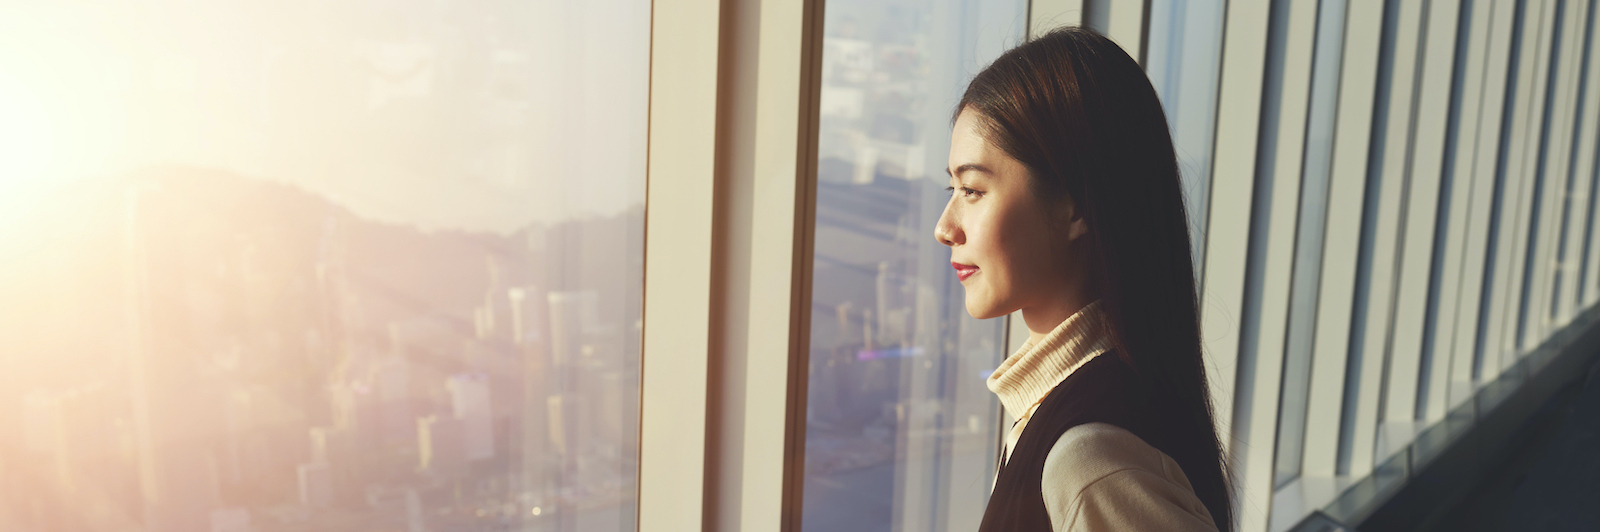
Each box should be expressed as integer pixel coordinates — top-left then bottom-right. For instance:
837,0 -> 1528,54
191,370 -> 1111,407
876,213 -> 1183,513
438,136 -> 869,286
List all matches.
801,1 -> 1025,530
0,2 -> 649,531
1145,0 -> 1228,267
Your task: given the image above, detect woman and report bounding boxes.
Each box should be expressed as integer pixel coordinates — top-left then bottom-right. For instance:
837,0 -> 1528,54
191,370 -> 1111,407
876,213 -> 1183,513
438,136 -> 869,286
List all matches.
935,27 -> 1233,531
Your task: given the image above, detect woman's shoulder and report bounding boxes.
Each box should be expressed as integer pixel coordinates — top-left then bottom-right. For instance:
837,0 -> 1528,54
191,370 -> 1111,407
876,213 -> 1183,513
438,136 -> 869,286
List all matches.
1041,422 -> 1186,490
1041,422 -> 1217,531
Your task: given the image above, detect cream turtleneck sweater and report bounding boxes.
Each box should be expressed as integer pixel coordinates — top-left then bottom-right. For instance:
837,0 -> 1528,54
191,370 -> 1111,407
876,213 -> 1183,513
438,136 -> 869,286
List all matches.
986,301 -> 1218,532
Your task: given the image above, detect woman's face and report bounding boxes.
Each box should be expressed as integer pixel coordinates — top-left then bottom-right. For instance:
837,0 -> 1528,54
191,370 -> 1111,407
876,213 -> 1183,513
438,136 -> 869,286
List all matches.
935,109 -> 1090,322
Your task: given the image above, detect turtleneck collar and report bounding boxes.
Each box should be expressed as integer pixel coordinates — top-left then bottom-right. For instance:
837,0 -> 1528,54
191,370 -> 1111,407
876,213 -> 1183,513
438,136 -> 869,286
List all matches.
986,300 -> 1112,421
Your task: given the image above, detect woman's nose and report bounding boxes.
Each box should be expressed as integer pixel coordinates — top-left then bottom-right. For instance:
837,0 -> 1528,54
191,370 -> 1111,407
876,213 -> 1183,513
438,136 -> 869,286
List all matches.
934,206 -> 960,246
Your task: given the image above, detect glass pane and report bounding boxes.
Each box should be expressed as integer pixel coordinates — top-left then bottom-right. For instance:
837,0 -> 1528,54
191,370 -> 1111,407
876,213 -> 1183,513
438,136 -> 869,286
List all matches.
1273,0 -> 1349,488
1145,0 -> 1228,269
802,1 -> 1024,531
0,2 -> 648,531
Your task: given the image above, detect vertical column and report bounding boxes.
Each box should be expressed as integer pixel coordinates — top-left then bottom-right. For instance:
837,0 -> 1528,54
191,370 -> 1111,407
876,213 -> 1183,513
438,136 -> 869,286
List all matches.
1538,0 -> 1596,329
1198,0 -> 1272,469
1427,0 -> 1488,415
712,0 -> 824,531
1449,0 -> 1517,401
1482,0 -> 1550,377
1084,0 -> 1148,62
1374,0 -> 1431,441
638,0 -> 722,529
1029,0 -> 1086,35
1234,0 -> 1317,528
1501,0 -> 1558,360
1578,2 -> 1600,308
1404,0 -> 1464,425
1524,0 -> 1589,342
1556,0 -> 1600,322
1303,0 -> 1386,479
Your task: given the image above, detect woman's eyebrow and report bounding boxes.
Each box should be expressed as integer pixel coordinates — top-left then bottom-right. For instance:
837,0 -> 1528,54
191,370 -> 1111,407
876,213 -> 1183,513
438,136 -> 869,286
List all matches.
946,163 -> 993,178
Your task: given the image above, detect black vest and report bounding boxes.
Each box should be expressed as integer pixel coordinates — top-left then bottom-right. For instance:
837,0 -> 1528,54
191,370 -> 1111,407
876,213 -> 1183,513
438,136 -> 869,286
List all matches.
977,353 -> 1197,531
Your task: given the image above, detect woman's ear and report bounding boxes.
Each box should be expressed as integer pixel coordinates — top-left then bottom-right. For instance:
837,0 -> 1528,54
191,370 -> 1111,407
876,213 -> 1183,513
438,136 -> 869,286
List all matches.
1053,196 -> 1090,242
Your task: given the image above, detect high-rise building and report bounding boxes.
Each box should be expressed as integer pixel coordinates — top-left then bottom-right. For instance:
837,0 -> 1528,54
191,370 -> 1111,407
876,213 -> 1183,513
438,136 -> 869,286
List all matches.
447,373 -> 495,461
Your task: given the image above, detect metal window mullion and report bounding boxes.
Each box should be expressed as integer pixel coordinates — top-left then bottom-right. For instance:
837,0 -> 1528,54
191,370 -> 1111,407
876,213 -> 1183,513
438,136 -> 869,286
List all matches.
1525,0 -> 1588,341
1449,0 -> 1513,393
1377,0 -> 1434,428
1577,1 -> 1600,307
1557,0 -> 1600,321
1353,0 -> 1434,474
1029,0 -> 1087,36
1430,0 -> 1494,415
1553,0 -> 1595,325
1302,0 -> 1387,480
1507,0 -> 1561,355
639,0 -> 725,528
1472,0 -> 1536,382
1260,0 -> 1321,520
1400,0 -> 1465,425
1199,0 -> 1276,529
1085,0 -> 1150,63
1479,0 -> 1541,379
1493,0 -> 1555,373
1543,0 -> 1594,327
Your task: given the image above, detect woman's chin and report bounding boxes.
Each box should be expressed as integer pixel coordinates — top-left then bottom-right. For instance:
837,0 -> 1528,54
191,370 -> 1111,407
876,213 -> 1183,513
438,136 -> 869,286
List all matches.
963,297 -> 1009,320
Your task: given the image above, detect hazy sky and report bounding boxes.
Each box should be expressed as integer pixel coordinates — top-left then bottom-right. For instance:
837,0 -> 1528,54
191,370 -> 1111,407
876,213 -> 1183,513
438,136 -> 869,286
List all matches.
0,0 -> 649,234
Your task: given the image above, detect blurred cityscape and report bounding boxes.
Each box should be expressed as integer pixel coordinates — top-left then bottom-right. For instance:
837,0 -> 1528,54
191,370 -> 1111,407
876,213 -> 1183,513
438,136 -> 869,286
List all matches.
0,167 -> 643,532
800,1 -> 1019,531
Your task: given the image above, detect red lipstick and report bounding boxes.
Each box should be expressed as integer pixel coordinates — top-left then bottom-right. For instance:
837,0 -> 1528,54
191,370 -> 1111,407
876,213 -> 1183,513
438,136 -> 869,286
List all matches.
952,262 -> 978,281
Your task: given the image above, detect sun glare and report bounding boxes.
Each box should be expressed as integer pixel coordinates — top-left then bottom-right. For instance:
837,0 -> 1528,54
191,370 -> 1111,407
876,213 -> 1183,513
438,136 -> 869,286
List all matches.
0,74 -> 57,205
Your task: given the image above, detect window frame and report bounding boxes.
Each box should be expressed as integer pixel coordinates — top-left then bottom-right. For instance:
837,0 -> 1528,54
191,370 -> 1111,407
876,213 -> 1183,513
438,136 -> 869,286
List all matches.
636,0 -> 824,530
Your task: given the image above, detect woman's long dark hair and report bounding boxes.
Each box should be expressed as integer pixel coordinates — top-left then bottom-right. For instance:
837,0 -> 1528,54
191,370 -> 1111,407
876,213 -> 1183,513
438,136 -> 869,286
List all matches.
957,26 -> 1234,530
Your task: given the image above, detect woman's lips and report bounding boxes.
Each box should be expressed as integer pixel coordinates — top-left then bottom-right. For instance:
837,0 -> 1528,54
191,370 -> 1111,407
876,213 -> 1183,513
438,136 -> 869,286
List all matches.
952,262 -> 978,281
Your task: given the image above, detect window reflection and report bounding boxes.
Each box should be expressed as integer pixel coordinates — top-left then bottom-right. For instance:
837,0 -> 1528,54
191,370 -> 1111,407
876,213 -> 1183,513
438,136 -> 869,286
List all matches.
803,2 -> 1024,531
0,2 -> 647,531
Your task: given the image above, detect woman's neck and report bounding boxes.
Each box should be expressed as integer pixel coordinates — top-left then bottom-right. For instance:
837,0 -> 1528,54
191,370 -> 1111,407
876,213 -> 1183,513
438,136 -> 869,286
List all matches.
1021,297 -> 1092,346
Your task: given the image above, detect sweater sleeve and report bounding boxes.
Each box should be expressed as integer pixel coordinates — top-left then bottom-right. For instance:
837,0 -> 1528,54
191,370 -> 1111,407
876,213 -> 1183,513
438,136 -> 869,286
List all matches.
1041,423 -> 1218,532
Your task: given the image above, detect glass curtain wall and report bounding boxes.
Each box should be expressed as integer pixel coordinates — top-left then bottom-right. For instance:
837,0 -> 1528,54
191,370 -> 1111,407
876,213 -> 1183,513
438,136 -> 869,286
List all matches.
1145,0 -> 1228,268
800,1 -> 1024,531
0,2 -> 648,531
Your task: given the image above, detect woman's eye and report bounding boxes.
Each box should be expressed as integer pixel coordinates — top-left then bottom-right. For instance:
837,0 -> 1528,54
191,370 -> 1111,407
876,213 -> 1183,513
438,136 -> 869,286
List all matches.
944,186 -> 982,198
